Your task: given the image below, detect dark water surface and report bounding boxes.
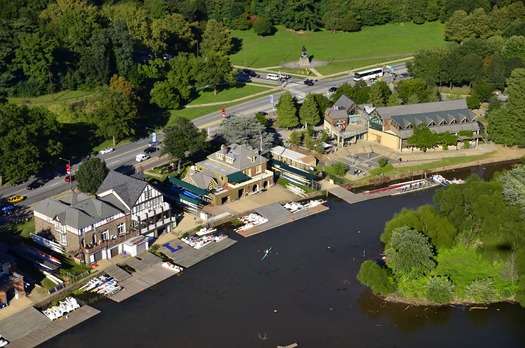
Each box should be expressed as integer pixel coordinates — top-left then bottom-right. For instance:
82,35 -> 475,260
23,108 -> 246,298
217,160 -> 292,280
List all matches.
42,166 -> 525,348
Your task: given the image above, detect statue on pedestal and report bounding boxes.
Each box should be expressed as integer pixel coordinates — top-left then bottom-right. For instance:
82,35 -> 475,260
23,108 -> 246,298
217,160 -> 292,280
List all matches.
298,46 -> 310,66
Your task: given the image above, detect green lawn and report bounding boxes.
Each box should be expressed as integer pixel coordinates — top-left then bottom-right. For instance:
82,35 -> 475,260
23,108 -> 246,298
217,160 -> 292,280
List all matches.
230,22 -> 445,69
191,84 -> 272,104
9,90 -> 93,106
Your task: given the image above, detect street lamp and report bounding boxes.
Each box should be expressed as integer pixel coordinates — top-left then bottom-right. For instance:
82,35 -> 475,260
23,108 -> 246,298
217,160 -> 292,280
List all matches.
59,157 -> 72,192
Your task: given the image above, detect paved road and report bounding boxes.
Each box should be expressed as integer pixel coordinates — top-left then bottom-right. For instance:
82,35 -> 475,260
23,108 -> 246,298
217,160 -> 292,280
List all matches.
0,62 -> 408,208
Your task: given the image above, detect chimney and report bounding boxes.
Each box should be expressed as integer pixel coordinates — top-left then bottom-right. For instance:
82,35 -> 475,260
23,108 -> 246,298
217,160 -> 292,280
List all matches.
222,144 -> 227,160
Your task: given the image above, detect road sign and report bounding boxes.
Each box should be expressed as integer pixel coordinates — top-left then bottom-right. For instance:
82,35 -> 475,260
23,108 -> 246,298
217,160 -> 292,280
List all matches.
270,95 -> 274,104
221,108 -> 225,117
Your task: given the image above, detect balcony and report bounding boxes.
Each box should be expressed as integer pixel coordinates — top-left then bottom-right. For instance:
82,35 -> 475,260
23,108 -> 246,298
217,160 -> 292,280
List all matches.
83,228 -> 140,253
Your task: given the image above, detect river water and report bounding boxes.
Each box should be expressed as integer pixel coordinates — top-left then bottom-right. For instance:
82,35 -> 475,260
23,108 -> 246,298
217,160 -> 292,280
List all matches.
42,164 -> 525,348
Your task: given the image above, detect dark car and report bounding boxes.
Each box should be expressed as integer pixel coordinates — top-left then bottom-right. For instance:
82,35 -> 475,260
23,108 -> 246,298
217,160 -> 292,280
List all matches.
26,180 -> 44,190
400,72 -> 410,78
243,69 -> 260,78
328,86 -> 338,93
12,179 -> 27,186
304,79 -> 314,86
144,147 -> 157,154
65,175 -> 75,183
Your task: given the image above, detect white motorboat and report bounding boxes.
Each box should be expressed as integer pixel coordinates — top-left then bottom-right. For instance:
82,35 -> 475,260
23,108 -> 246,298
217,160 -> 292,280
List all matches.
196,227 -> 217,236
0,335 -> 8,347
162,262 -> 182,273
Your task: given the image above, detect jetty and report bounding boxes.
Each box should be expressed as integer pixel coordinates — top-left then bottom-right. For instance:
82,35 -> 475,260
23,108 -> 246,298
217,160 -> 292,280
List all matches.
0,305 -> 99,347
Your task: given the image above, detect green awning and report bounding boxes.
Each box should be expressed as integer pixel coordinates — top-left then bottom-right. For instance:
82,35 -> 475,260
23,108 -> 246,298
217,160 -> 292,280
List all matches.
169,177 -> 208,196
269,159 -> 317,180
227,171 -> 251,184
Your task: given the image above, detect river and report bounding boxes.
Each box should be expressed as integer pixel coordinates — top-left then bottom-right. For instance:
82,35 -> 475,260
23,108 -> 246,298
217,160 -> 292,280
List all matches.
41,165 -> 525,348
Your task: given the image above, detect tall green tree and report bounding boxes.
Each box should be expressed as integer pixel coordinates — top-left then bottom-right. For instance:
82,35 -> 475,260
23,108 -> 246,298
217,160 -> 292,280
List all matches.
76,157 -> 109,194
357,260 -> 396,296
385,226 -> 436,279
200,19 -> 232,57
276,92 -> 299,128
299,94 -> 320,126
91,85 -> 138,146
0,104 -> 62,181
195,53 -> 235,95
162,117 -> 207,172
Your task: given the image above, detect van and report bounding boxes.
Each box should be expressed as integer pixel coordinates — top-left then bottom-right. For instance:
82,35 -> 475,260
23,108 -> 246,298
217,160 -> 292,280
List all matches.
266,74 -> 279,81
136,154 -> 150,162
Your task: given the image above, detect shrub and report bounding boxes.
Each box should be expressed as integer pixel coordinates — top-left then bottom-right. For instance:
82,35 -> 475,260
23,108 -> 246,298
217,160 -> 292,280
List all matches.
425,276 -> 455,304
253,17 -> 275,36
378,157 -> 388,168
330,161 -> 348,176
466,95 -> 480,109
465,278 -> 494,304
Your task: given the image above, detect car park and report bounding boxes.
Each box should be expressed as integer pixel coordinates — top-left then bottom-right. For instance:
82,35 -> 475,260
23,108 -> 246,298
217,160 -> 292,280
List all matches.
304,79 -> 314,86
26,180 -> 44,190
65,175 -> 75,183
7,195 -> 25,204
144,147 -> 157,154
99,148 -> 114,155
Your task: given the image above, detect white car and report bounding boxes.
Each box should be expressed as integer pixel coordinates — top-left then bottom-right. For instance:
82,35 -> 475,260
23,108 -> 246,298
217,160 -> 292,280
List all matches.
99,148 -> 114,155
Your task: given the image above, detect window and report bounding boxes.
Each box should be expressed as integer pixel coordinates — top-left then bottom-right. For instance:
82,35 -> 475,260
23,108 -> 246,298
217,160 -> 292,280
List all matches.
117,223 -> 125,235
256,165 -> 262,174
101,230 -> 109,241
60,232 -> 67,245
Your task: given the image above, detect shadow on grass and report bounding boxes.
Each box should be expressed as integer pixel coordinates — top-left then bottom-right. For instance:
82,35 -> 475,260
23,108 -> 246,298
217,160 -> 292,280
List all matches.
231,37 -> 243,55
60,122 -> 102,161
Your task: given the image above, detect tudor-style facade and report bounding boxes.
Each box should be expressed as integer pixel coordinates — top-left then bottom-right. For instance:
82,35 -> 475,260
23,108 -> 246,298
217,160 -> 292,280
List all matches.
33,171 -> 176,264
367,99 -> 480,151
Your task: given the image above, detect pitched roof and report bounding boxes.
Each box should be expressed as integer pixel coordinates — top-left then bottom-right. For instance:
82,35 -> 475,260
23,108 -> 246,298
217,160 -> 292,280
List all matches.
333,94 -> 356,110
200,144 -> 267,174
376,99 -> 474,121
96,171 -> 149,209
34,196 -> 123,230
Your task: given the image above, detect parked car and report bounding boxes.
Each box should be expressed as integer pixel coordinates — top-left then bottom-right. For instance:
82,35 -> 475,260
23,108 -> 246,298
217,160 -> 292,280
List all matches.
148,141 -> 157,147
243,69 -> 260,78
400,72 -> 410,78
11,179 -> 27,186
304,79 -> 314,86
65,175 -> 75,183
328,86 -> 338,93
7,195 -> 25,204
136,154 -> 150,162
99,148 -> 114,155
144,147 -> 157,154
26,180 -> 44,190
280,74 -> 291,80
1,204 -> 14,216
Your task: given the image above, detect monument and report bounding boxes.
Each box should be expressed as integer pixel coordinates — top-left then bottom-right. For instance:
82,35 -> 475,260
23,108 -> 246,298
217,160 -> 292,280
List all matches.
298,46 -> 310,67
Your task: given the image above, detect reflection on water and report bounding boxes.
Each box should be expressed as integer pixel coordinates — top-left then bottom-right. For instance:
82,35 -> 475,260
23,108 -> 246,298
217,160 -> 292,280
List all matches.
41,164 -> 525,348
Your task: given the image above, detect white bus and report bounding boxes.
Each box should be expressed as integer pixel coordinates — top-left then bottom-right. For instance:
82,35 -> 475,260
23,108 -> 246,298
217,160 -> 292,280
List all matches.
353,68 -> 384,81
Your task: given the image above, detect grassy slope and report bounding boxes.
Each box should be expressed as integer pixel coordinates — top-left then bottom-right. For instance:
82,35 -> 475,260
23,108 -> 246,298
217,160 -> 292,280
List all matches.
230,22 -> 446,70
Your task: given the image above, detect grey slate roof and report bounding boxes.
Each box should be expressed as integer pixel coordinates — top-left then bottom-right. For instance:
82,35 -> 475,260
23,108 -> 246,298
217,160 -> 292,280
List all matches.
333,94 -> 355,111
376,99 -> 475,121
96,170 -> 149,210
200,144 -> 267,175
34,196 -> 123,230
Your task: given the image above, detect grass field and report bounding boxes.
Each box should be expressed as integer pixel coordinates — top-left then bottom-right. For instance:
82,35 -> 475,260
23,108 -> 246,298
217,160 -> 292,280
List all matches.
230,22 -> 445,70
191,84 -> 272,104
9,90 -> 93,106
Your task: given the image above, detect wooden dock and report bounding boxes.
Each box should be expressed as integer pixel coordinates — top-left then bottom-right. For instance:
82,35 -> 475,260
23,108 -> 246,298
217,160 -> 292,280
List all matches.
1,305 -> 100,348
236,202 -> 330,238
157,237 -> 237,268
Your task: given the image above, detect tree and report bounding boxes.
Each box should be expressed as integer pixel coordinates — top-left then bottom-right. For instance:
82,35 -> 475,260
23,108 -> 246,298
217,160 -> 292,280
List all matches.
288,130 -> 302,146
498,164 -> 525,216
465,278 -> 494,304
91,86 -> 138,146
276,92 -> 299,128
407,124 -> 439,152
368,83 -> 387,106
488,68 -> 525,147
439,132 -> 458,150
217,115 -> 273,153
385,226 -> 436,279
253,17 -> 275,36
195,53 -> 235,95
357,260 -> 396,296
444,10 -> 473,43
0,104 -> 62,181
425,277 -> 455,304
387,92 -> 402,106
162,117 -> 207,172
76,157 -> 109,194
299,94 -> 320,126
200,19 -> 232,57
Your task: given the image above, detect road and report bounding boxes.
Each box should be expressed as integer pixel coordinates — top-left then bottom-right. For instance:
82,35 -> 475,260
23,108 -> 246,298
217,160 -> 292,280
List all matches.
0,63 -> 407,208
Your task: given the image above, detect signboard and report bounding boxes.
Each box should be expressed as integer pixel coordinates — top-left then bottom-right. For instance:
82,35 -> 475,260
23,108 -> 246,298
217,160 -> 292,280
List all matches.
66,163 -> 71,174
270,95 -> 274,104
221,108 -> 226,117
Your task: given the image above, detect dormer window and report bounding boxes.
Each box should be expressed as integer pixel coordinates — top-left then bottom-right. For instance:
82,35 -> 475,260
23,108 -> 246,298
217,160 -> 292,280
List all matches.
216,153 -> 224,160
